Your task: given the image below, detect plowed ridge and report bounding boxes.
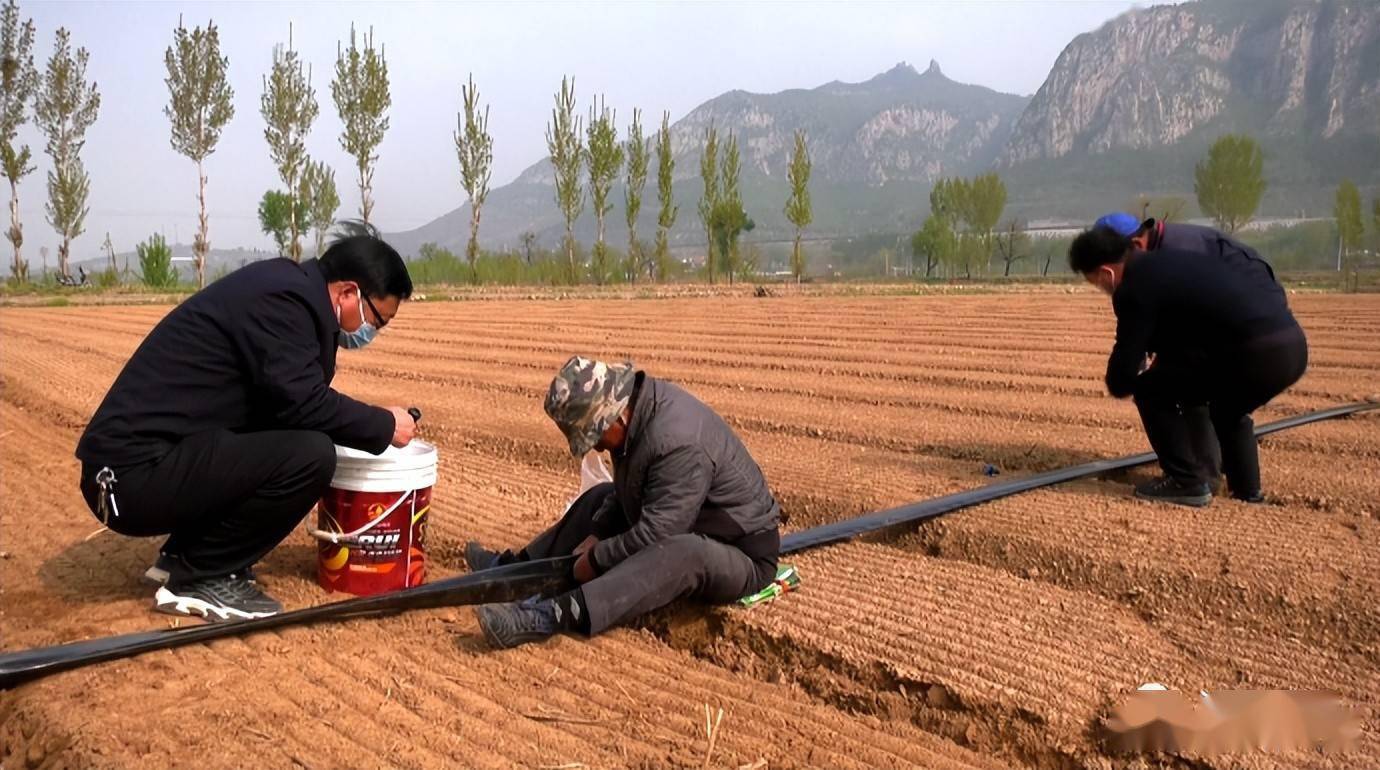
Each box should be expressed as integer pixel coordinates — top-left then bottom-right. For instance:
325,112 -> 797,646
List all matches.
2,291 -> 1377,769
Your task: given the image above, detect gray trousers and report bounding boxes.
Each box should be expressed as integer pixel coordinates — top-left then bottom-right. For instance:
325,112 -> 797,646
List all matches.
520,483 -> 777,635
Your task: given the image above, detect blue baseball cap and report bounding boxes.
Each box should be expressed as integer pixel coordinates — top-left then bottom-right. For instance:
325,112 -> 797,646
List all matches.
1093,212 -> 1142,237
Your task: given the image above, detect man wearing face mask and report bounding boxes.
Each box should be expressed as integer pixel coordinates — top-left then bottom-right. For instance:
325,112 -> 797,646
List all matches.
75,225 -> 417,621
1090,212 -> 1287,488
1067,226 -> 1307,507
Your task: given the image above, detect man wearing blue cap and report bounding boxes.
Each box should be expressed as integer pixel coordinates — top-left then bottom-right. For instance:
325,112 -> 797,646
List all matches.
1093,212 -> 1274,276
1069,225 -> 1307,507
1092,211 -> 1284,488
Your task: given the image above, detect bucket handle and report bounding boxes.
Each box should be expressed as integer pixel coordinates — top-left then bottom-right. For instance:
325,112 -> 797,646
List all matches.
309,489 -> 414,547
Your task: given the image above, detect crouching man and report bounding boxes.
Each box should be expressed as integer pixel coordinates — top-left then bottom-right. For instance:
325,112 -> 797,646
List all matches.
470,356 -> 782,648
75,228 -> 417,621
1069,226 -> 1307,507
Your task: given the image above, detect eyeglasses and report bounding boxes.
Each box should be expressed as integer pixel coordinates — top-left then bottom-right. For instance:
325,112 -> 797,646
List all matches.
361,293 -> 389,330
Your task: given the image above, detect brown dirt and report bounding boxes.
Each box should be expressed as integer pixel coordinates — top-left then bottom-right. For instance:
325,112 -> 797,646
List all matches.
1,291 -> 1377,769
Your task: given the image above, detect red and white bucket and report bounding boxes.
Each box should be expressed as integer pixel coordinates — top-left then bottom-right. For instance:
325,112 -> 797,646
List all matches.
312,441 -> 437,596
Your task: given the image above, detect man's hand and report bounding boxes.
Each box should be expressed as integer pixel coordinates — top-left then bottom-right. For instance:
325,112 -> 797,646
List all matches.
387,406 -> 418,447
573,535 -> 599,583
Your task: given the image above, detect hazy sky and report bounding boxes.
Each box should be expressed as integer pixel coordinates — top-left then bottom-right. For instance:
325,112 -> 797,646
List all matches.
15,0 -> 1164,264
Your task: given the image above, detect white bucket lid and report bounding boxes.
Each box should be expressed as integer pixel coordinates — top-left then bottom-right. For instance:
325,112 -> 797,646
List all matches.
335,440 -> 437,471
331,440 -> 439,493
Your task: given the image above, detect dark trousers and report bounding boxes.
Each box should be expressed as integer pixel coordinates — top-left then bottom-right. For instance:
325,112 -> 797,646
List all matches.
80,429 -> 337,583
1133,326 -> 1308,493
519,483 -> 777,635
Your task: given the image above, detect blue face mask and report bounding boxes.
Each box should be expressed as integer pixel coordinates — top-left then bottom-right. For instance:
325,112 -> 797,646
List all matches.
336,297 -> 377,350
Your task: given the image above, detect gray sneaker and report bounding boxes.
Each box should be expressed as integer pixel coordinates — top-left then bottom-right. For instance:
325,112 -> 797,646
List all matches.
475,597 -> 560,649
464,541 -> 503,572
154,573 -> 281,622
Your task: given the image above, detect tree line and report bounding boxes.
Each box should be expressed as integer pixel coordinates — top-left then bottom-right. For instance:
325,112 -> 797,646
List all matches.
539,77 -> 813,286
2,0 -> 1373,290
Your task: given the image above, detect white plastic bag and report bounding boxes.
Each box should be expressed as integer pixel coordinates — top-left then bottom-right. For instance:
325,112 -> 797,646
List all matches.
560,451 -> 613,516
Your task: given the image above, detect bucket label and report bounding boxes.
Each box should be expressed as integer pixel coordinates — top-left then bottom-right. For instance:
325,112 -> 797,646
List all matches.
317,486 -> 431,596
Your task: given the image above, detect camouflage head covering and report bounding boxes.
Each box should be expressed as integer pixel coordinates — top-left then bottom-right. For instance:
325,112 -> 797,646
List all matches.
545,355 -> 638,456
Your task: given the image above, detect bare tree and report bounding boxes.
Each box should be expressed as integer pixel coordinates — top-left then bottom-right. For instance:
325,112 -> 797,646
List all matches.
454,73 -> 492,281
994,219 -> 1029,277
164,17 -> 235,288
102,230 -> 115,274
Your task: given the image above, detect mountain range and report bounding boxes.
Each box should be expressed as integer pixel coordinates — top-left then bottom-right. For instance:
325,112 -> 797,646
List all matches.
387,0 -> 1380,261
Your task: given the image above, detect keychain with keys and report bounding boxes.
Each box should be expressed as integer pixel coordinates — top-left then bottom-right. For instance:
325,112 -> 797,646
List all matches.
94,466 -> 120,526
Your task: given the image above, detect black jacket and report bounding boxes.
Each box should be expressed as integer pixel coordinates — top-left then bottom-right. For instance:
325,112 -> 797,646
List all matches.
1106,248 -> 1299,398
591,373 -> 782,570
77,258 -> 393,468
1149,220 -> 1277,280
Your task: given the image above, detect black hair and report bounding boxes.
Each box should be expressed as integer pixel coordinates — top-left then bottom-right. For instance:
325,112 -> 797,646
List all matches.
318,220 -> 413,300
1068,226 -> 1132,274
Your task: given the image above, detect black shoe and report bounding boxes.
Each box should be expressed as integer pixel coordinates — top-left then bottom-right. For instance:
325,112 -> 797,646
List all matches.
1232,490 -> 1265,503
464,541 -> 502,572
144,554 -> 256,586
475,597 -> 560,649
154,573 -> 282,622
1134,477 -> 1212,507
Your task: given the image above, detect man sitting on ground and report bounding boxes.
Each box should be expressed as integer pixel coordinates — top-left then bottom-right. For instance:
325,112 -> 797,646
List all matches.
469,356 -> 782,648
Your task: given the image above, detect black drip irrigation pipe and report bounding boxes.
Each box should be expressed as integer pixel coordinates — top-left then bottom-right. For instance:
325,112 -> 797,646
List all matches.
783,400 -> 1377,554
0,555 -> 578,690
1,401 -> 1373,690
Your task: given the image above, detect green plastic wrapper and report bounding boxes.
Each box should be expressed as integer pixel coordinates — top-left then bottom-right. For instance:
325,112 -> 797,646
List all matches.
739,564 -> 801,607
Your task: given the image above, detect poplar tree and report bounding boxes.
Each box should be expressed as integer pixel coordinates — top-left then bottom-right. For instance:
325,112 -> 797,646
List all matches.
332,25 -> 389,223
35,27 -> 100,279
653,111 -> 677,282
545,76 -> 583,281
784,130 -> 812,282
261,27 -> 317,261
1,0 -> 37,282
164,17 -> 235,288
622,108 -> 649,281
454,73 -> 492,280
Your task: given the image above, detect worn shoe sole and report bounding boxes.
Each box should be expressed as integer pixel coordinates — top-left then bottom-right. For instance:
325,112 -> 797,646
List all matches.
153,586 -> 278,622
1134,489 -> 1212,508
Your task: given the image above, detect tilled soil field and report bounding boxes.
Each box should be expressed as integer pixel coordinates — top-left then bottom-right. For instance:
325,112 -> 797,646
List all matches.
2,290 -> 1378,769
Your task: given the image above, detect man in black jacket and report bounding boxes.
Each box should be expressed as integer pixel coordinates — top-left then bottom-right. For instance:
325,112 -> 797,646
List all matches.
1069,226 -> 1307,507
76,229 -> 417,621
469,356 -> 782,648
1092,212 -> 1284,485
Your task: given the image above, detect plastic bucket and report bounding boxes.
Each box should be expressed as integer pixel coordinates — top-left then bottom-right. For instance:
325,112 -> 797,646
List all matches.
315,440 -> 437,596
